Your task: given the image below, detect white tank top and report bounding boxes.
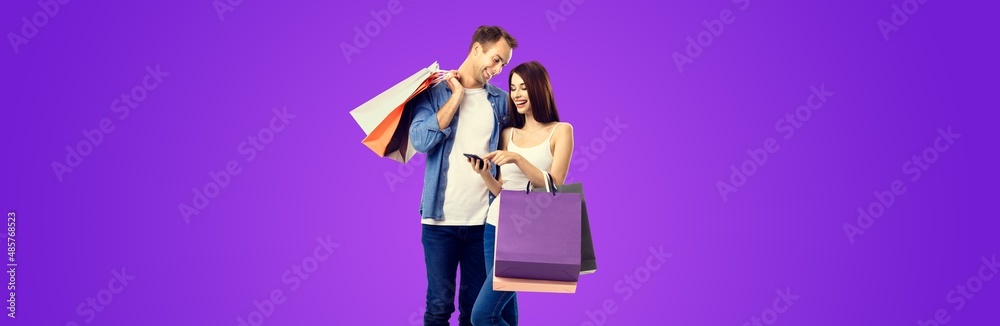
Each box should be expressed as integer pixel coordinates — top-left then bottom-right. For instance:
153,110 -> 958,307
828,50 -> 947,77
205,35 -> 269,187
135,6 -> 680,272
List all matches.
486,123 -> 561,225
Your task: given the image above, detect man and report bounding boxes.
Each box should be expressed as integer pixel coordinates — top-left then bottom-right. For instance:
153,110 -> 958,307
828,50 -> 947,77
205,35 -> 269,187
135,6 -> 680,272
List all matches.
408,25 -> 517,326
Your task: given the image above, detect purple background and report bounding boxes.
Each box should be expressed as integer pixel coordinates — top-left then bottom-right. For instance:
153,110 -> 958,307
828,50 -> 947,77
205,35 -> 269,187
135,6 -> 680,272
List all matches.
2,0 -> 998,325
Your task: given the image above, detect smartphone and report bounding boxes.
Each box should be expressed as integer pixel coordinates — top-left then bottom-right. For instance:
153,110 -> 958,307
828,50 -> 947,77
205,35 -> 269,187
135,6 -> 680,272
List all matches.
463,153 -> 486,169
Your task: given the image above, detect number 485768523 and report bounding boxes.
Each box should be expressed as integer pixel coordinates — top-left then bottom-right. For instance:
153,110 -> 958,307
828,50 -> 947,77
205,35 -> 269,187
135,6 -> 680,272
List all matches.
7,212 -> 14,262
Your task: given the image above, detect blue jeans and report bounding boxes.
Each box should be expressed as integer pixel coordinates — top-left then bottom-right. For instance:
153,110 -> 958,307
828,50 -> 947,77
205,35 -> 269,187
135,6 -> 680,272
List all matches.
472,224 -> 518,326
422,224 -> 487,326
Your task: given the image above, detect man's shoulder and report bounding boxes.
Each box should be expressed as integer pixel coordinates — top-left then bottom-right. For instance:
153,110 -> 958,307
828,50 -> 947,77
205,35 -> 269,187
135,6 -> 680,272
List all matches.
483,83 -> 509,121
425,82 -> 451,98
484,83 -> 508,97
413,83 -> 450,107
484,83 -> 503,92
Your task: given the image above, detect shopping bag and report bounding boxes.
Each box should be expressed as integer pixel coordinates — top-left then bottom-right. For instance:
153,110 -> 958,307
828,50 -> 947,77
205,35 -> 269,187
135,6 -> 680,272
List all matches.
494,173 -> 582,282
493,271 -> 577,293
541,182 -> 596,274
349,61 -> 447,163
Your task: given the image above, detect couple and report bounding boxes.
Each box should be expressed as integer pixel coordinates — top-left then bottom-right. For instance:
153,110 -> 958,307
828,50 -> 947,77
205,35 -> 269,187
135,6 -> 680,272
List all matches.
408,26 -> 574,326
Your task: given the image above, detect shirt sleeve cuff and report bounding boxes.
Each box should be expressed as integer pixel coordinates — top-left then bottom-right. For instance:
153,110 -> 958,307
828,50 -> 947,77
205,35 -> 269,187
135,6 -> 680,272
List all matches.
437,126 -> 453,138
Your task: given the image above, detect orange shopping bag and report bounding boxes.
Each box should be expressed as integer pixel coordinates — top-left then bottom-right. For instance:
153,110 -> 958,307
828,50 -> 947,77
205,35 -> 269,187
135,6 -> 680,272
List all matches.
493,272 -> 578,293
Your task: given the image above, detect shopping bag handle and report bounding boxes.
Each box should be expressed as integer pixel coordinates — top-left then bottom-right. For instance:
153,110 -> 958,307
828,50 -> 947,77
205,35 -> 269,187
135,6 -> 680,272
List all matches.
525,171 -> 557,196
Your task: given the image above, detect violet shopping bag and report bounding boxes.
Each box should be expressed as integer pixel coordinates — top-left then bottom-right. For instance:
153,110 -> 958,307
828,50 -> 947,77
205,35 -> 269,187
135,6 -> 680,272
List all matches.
534,182 -> 596,274
494,173 -> 582,282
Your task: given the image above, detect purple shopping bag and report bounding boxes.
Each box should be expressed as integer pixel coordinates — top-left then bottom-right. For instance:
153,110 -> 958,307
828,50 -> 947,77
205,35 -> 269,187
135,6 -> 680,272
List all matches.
495,175 -> 582,282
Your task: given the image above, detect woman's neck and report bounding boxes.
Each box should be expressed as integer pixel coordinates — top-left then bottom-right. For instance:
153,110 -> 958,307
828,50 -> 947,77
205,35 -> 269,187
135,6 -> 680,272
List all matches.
521,114 -> 544,131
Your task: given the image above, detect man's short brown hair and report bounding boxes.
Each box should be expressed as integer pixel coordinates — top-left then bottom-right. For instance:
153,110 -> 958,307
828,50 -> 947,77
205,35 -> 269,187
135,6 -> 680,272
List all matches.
469,26 -> 518,52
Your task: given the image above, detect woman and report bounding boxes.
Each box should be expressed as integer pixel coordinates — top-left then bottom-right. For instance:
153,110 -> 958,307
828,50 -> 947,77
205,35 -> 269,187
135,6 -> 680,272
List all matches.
468,61 -> 574,326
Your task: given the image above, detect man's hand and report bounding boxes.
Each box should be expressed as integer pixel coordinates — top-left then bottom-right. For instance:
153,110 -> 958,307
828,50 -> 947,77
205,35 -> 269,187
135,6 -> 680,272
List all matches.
446,70 -> 463,102
468,157 -> 492,177
435,70 -> 464,130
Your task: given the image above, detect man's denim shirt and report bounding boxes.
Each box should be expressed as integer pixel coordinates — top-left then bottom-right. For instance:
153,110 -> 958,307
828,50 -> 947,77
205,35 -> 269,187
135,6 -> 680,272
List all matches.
408,82 -> 510,221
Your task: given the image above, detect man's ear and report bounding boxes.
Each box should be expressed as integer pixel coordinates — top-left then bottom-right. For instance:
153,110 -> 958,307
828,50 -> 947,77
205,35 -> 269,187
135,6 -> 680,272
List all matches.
471,42 -> 482,56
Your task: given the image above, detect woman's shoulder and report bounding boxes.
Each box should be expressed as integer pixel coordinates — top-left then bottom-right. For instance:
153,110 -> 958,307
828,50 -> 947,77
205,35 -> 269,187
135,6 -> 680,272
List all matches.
549,122 -> 573,143
552,122 -> 573,134
500,127 -> 514,146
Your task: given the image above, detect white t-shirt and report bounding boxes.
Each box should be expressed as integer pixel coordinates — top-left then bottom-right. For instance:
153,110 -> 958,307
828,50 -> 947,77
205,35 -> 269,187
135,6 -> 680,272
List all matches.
423,88 -> 493,226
